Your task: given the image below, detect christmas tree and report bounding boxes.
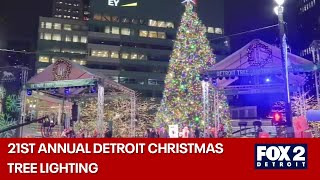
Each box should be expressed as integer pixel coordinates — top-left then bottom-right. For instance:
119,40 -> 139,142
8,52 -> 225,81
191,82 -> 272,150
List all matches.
156,1 -> 215,125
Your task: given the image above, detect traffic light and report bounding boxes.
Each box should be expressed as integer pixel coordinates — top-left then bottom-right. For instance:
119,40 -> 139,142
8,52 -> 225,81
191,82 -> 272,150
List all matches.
272,112 -> 285,126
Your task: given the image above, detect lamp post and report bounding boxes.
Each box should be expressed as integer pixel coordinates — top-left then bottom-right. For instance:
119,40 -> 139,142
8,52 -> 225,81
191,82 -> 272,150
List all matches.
274,0 -> 294,137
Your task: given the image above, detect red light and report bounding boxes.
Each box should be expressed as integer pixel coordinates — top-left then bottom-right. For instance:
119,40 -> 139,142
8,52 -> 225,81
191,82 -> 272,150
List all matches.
274,113 -> 281,121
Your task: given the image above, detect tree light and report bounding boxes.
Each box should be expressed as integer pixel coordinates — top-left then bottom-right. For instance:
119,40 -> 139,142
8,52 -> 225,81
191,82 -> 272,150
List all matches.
274,0 -> 285,6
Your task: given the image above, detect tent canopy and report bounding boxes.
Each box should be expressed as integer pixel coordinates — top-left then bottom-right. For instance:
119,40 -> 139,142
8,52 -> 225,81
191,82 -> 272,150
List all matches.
26,59 -> 134,97
207,39 -> 314,89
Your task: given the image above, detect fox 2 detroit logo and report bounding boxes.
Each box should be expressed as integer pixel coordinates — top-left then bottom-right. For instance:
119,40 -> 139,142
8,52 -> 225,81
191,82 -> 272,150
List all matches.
255,144 -> 308,169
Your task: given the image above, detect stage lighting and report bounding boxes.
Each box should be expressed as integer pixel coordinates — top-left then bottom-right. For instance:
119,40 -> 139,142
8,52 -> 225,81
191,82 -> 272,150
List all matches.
90,86 -> 97,93
265,78 -> 271,83
27,89 -> 32,96
64,88 -> 70,95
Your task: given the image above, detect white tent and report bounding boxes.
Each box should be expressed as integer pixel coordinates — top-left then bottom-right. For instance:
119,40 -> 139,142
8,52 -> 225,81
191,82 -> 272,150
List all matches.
22,59 -> 136,137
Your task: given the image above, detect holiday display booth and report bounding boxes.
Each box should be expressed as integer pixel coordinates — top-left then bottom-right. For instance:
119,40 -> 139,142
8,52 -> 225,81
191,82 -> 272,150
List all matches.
203,39 -> 320,137
21,59 -> 136,137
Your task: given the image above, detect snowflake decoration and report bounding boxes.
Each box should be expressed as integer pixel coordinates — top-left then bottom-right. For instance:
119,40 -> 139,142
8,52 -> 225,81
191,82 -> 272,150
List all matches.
0,86 -> 6,100
0,113 -> 17,138
6,95 -> 21,113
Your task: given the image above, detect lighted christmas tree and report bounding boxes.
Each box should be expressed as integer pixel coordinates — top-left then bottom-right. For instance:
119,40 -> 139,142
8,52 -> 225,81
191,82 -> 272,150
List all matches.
156,1 -> 215,125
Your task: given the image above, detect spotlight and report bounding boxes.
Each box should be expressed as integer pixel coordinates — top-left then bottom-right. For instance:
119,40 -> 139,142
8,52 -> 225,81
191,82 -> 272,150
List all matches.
64,88 -> 70,95
90,86 -> 97,93
27,89 -> 32,96
265,78 -> 271,83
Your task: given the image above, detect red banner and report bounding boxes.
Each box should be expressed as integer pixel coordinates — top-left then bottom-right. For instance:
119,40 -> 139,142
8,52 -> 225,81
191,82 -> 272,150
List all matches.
0,139 -> 319,179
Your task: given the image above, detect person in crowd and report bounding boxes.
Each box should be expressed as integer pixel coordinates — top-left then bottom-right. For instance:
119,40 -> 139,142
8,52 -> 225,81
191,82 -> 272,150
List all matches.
194,126 -> 200,138
159,127 -> 168,138
188,127 -> 194,138
92,129 -> 98,138
145,129 -> 150,138
104,127 -> 112,138
150,128 -> 157,138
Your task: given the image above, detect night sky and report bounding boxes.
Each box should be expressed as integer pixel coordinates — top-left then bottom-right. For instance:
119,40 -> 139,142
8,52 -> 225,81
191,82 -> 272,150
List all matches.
0,0 -> 298,52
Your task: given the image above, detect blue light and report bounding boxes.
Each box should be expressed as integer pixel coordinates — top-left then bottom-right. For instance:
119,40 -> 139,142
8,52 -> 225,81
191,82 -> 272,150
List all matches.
64,88 -> 70,95
90,86 -> 97,93
265,78 -> 271,83
27,89 -> 32,96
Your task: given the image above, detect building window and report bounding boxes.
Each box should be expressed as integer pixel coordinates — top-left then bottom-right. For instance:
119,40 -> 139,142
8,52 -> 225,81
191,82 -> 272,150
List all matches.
215,28 -> 223,34
121,53 -> 130,59
122,18 -> 130,23
45,22 -> 52,29
37,68 -> 45,74
41,22 -> 45,28
158,32 -> 166,39
102,15 -> 111,21
104,26 -> 110,33
112,27 -> 120,34
131,19 -> 138,24
65,35 -> 72,42
158,21 -> 166,28
148,31 -> 158,38
112,16 -> 119,22
93,14 -> 102,21
80,36 -> 87,43
73,35 -> 79,42
64,24 -> 72,31
208,27 -> 215,33
52,34 -> 61,41
121,28 -> 130,35
91,50 -> 108,57
139,54 -> 146,60
148,19 -> 157,27
40,33 -> 44,39
54,23 -> 62,30
110,51 -> 119,59
139,30 -> 148,37
44,33 -> 52,40
79,61 -> 86,65
131,53 -> 138,60
39,56 -> 49,63
51,57 -> 57,63
166,22 -> 174,28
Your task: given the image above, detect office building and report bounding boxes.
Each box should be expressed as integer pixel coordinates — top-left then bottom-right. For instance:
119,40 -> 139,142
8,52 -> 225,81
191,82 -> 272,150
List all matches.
52,0 -> 84,20
297,0 -> 320,59
37,0 -> 229,97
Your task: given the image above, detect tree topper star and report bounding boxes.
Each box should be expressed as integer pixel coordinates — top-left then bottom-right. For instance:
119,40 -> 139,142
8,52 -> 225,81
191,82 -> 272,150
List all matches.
182,0 -> 196,5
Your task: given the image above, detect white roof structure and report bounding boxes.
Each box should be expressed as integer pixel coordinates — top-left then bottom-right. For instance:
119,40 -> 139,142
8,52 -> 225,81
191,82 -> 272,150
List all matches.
27,59 -> 134,96
208,39 -> 314,90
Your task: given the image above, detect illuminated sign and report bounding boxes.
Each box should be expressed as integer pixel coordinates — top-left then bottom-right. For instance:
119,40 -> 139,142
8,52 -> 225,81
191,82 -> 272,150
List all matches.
107,0 -> 138,7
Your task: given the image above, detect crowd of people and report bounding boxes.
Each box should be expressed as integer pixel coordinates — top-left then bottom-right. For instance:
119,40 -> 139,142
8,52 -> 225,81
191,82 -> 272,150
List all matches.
60,127 -> 113,138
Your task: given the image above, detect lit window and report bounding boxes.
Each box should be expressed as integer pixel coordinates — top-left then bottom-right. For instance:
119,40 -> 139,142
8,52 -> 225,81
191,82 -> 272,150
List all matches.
73,35 -> 79,42
131,53 -> 138,60
64,24 -> 72,31
112,27 -> 120,34
139,30 -> 148,37
122,18 -> 130,23
41,22 -> 45,28
167,22 -> 174,28
39,56 -> 49,63
94,14 -> 102,21
105,26 -> 110,33
121,28 -> 130,35
45,22 -> 52,29
40,33 -> 44,39
121,53 -> 129,59
139,54 -> 146,60
53,23 -> 62,30
79,61 -> 86,65
112,16 -> 119,22
37,68 -> 45,73
215,28 -> 223,34
158,32 -> 166,39
52,34 -> 61,41
131,19 -> 138,24
208,27 -> 215,33
148,31 -> 158,38
65,35 -> 72,42
80,36 -> 87,43
44,33 -> 52,40
110,51 -> 119,59
52,58 -> 57,63
158,21 -> 166,28
148,19 -> 157,27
